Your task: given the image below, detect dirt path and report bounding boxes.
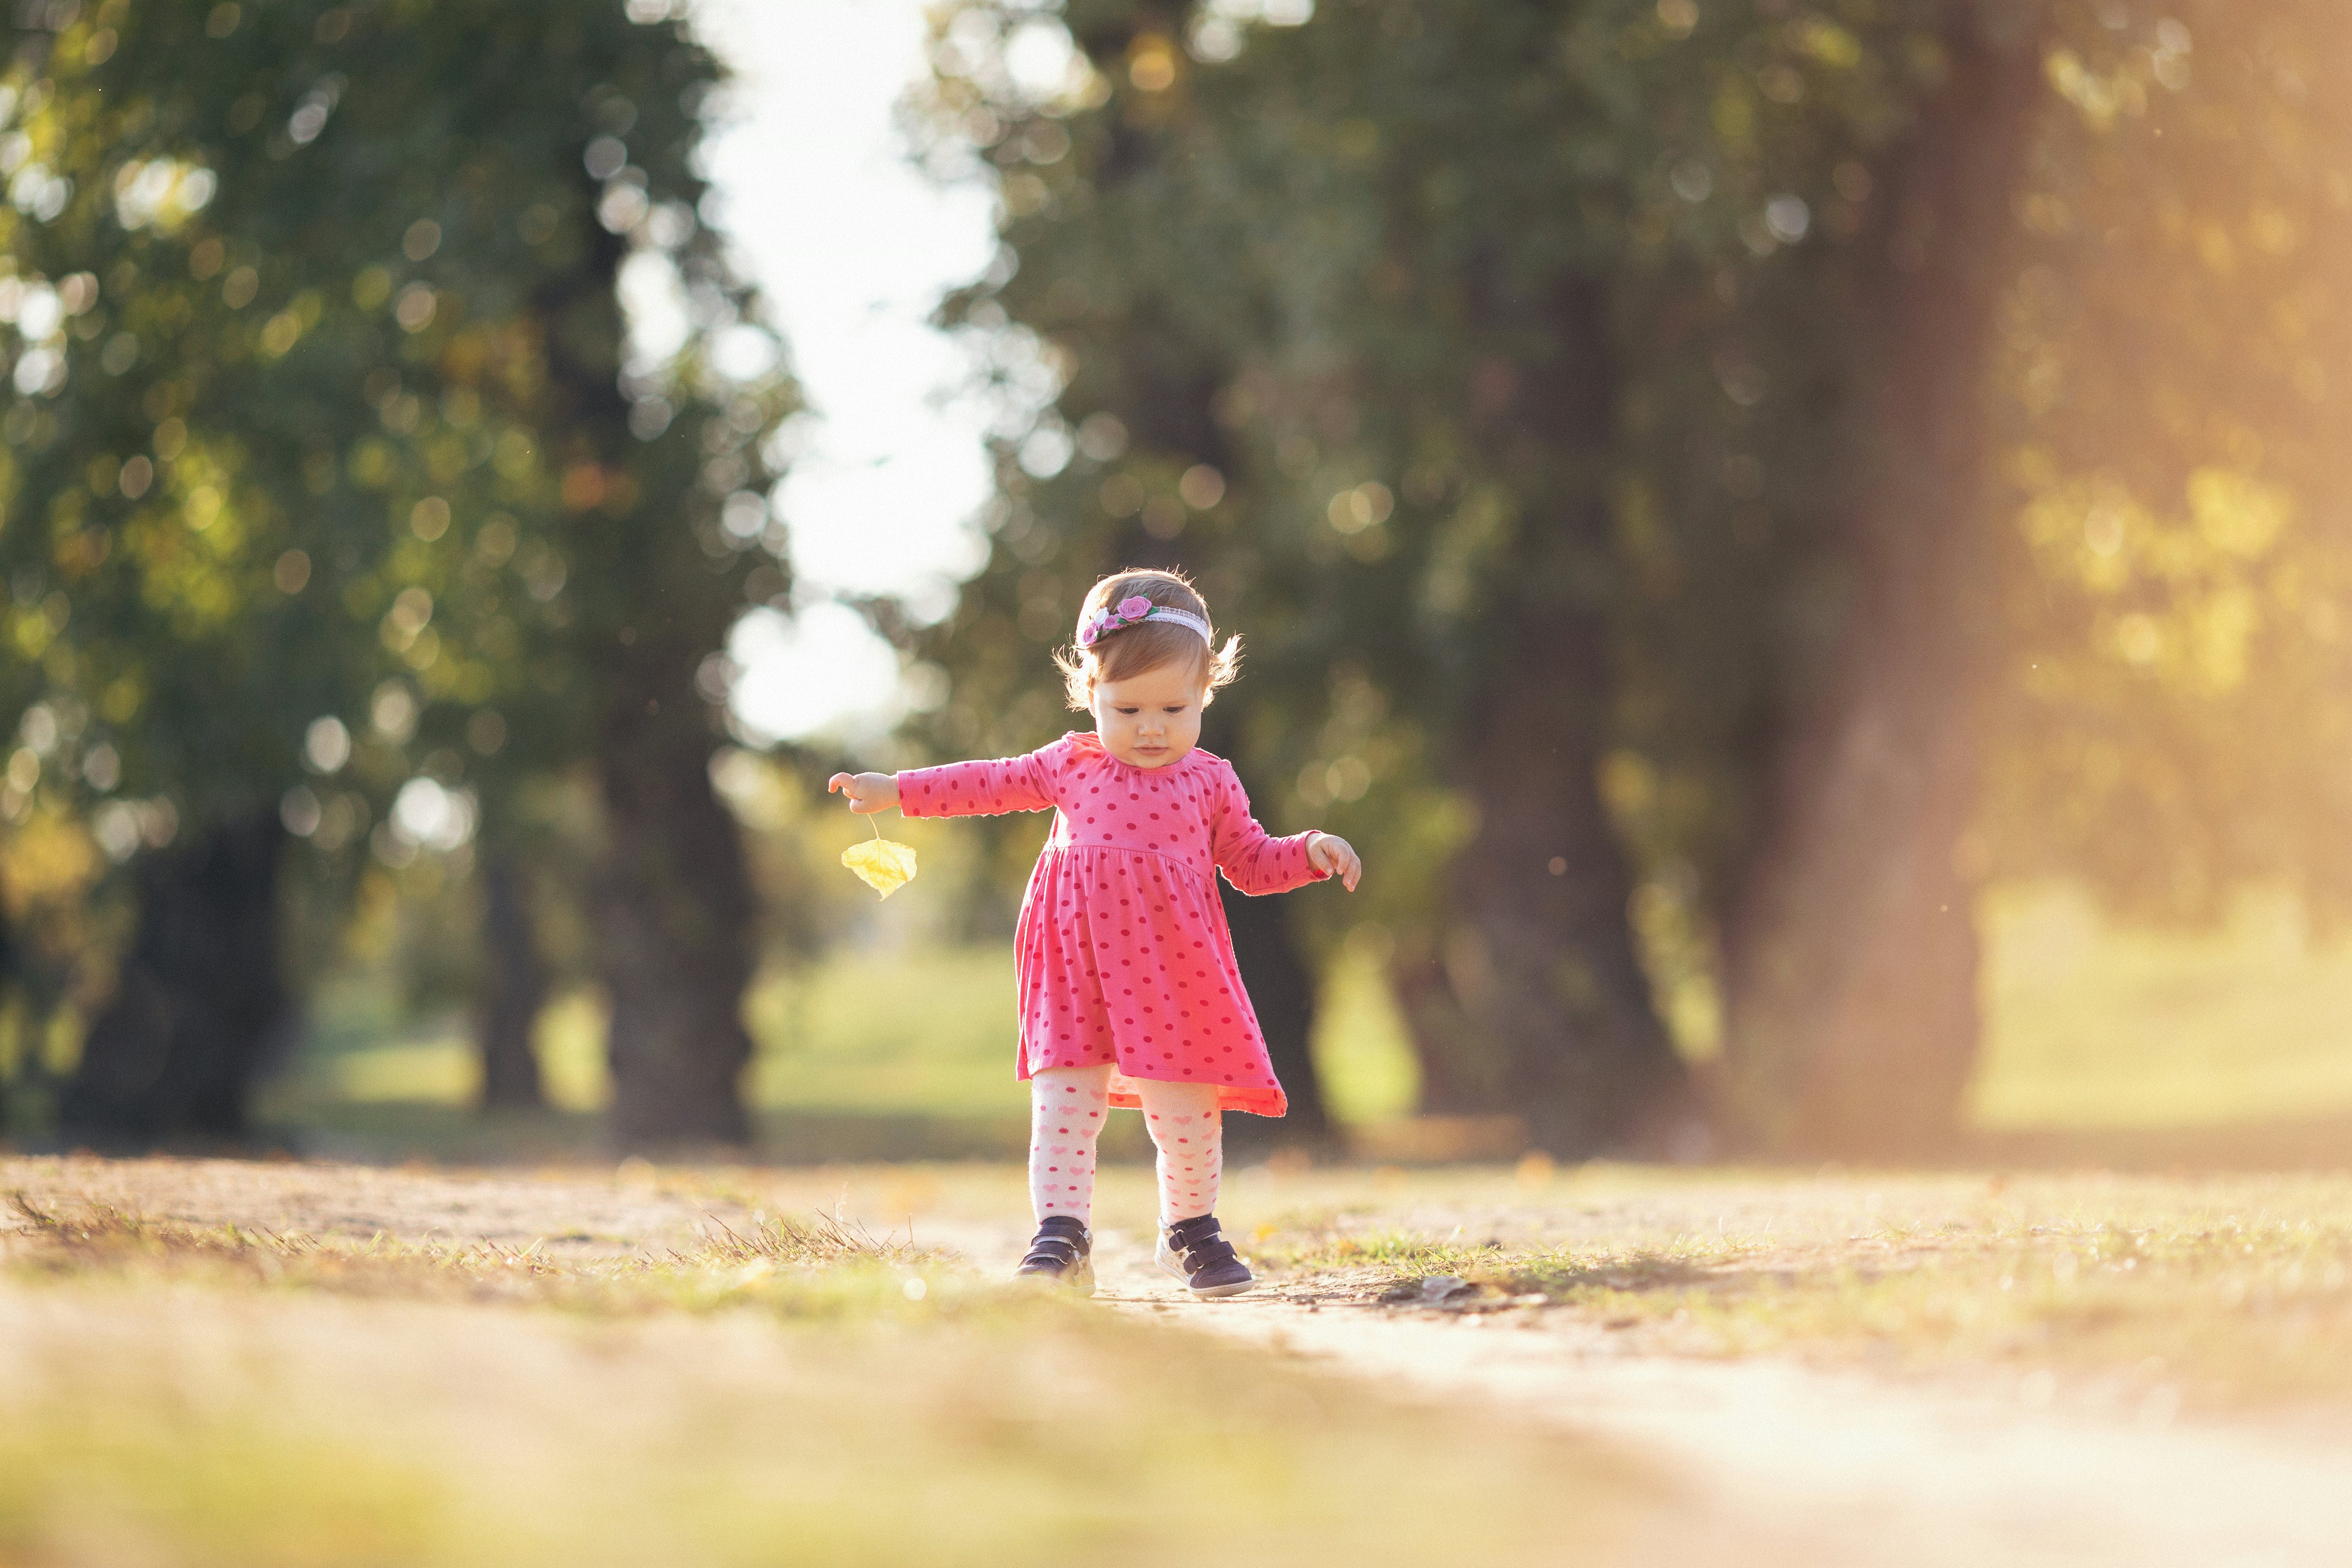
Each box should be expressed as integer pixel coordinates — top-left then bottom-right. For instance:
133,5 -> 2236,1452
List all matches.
936,1212 -> 2352,1568
10,1157 -> 2348,1568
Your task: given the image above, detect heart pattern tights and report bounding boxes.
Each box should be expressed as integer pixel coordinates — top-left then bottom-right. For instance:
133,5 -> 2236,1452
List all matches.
1029,1063 -> 1222,1229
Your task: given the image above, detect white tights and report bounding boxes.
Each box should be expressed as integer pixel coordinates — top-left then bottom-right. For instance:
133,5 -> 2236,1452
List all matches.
1029,1063 -> 1222,1231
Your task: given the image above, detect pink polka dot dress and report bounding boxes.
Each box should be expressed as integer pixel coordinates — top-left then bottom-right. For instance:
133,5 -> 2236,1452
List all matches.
897,732 -> 1328,1117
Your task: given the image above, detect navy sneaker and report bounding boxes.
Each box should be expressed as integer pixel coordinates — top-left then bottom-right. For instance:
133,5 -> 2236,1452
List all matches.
1015,1215 -> 1095,1295
1156,1214 -> 1254,1298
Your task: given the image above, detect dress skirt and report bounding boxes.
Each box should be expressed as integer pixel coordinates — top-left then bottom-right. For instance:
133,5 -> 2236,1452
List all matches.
1011,843 -> 1288,1117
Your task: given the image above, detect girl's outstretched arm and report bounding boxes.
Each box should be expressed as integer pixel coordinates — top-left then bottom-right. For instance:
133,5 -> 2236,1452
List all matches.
827,772 -> 900,814
1210,766 -> 1351,895
894,748 -> 1060,818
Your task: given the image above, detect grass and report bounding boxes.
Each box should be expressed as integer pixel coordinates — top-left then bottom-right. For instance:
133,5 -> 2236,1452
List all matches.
9,1154 -> 2352,1566
242,878 -> 2352,1167
254,940 -> 1421,1161
270,954 -> 1020,1119
2,1190 -> 938,1319
1307,943 -> 1421,1124
262,948 -> 1023,1118
271,942 -> 1425,1123
1225,1164 -> 2352,1414
0,1174 -> 1658,1568
1969,882 -> 2352,1129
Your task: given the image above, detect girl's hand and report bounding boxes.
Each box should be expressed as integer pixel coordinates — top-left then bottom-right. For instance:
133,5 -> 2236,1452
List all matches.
1308,832 -> 1362,891
827,771 -> 900,815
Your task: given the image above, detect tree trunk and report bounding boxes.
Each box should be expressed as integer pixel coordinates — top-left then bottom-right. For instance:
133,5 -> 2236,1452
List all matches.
593,678 -> 758,1150
525,162 -> 764,1152
1718,26 -> 2042,1156
474,851 -> 548,1111
1384,616 -> 1686,1149
60,813 -> 288,1147
1392,273 -> 1688,1156
1389,947 -> 1484,1112
0,897 -> 15,1131
1444,604 -> 1688,1156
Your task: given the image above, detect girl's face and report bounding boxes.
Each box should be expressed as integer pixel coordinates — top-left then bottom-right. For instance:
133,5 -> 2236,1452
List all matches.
1089,660 -> 1207,769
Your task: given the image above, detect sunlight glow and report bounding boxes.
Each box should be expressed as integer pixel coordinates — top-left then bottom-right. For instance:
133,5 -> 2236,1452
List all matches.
729,602 -> 907,745
689,0 -> 1001,741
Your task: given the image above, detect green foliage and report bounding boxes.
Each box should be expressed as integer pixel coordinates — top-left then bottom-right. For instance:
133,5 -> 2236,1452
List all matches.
906,0 -> 1988,1004
917,0 -> 2352,984
1984,0 -> 2352,920
0,0 -> 793,854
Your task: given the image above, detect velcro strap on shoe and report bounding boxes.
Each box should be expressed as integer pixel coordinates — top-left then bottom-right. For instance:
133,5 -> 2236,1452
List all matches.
1167,1217 -> 1222,1250
1166,1217 -> 1237,1274
1182,1235 -> 1238,1271
1022,1237 -> 1080,1268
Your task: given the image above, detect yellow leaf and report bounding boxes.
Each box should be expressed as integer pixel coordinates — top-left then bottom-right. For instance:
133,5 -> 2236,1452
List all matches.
841,836 -> 918,899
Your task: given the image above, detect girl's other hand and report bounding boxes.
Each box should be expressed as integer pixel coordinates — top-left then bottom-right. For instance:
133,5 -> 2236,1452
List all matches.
1308,832 -> 1362,891
827,771 -> 900,815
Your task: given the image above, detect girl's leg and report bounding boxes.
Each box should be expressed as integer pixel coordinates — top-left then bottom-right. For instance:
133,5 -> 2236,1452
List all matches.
1136,1079 -> 1222,1225
1028,1063 -> 1113,1227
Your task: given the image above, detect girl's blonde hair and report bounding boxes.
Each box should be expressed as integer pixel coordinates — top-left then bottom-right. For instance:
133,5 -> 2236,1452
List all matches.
1055,568 -> 1242,710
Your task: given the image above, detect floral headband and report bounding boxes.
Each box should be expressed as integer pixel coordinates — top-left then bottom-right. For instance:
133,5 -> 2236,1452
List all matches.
1076,594 -> 1213,649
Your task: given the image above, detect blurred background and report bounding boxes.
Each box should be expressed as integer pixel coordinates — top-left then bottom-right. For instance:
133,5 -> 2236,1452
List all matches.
4,0 -> 2349,1168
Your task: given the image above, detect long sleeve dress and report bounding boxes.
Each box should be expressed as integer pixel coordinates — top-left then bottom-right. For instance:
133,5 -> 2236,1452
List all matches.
896,731 -> 1327,1116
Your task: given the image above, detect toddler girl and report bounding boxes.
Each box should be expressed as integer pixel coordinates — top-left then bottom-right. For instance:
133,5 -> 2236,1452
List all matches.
828,569 -> 1361,1298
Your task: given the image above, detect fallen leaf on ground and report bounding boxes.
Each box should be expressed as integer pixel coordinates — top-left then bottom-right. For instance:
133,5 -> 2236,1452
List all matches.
841,837 -> 918,899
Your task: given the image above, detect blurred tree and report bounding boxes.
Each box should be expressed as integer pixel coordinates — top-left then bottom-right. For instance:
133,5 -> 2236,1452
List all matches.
0,0 -> 792,1147
917,0 -> 2275,1158
915,0 -> 1705,1153
1982,0 -> 2352,929
63,815 -> 288,1140
473,850 -> 548,1110
1635,0 -> 2352,1150
925,0 -> 2352,1158
1577,0 -> 2055,1154
0,792 -> 110,1128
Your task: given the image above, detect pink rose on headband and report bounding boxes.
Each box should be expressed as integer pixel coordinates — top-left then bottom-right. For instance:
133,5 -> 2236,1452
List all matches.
1116,595 -> 1153,619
